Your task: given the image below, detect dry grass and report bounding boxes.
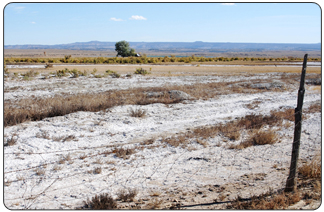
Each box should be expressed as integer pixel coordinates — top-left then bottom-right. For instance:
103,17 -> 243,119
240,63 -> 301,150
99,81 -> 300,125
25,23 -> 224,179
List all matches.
93,167 -> 102,174
82,193 -> 117,209
163,134 -> 189,147
6,72 -> 299,127
305,103 -> 321,114
129,107 -> 147,118
230,129 -> 278,149
52,165 -> 63,171
270,108 -> 295,122
4,76 -> 291,127
145,198 -> 164,209
78,154 -> 87,160
36,131 -> 50,139
148,189 -> 162,197
116,188 -> 138,202
4,86 -> 183,127
4,134 -> 18,147
298,154 -> 321,179
161,110 -> 292,149
113,147 -> 136,159
227,191 -> 301,209
58,154 -> 72,164
34,168 -> 45,176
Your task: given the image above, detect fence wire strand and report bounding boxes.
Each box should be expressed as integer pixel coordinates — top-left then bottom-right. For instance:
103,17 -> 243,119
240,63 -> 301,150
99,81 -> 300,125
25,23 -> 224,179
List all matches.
4,105 -> 321,209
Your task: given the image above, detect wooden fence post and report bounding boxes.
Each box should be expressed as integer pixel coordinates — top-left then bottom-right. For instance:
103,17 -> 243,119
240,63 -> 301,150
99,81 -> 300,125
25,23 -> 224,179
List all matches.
284,54 -> 308,192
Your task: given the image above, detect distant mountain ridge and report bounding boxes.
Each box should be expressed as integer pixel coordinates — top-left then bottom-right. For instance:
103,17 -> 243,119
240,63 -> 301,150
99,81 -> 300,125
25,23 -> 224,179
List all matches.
4,41 -> 321,52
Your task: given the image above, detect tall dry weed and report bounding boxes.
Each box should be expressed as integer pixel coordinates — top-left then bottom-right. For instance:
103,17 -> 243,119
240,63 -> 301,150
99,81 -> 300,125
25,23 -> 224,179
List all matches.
227,191 -> 301,209
298,154 -> 321,179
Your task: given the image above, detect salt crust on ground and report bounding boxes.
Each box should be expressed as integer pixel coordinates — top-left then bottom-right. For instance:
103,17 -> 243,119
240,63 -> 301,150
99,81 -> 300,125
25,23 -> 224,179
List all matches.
4,72 -> 321,209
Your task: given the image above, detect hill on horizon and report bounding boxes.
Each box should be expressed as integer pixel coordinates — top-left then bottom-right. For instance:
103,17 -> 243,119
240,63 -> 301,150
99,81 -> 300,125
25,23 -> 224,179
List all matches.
4,41 -> 321,53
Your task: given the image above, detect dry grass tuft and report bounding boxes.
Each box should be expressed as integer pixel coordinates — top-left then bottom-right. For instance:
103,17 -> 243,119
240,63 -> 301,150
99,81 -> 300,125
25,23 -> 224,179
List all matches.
93,167 -> 102,174
83,193 -> 117,209
59,154 -> 72,164
116,188 -> 138,202
305,103 -> 321,114
227,191 -> 301,209
163,134 -> 189,147
148,189 -> 162,197
53,165 -> 63,171
231,129 -> 278,149
270,108 -> 295,122
34,168 -> 45,176
113,147 -> 136,159
248,129 -> 278,145
298,154 -> 321,179
145,198 -> 164,209
129,107 -> 147,118
4,134 -> 18,147
36,131 -> 50,139
52,134 -> 77,142
196,139 -> 208,147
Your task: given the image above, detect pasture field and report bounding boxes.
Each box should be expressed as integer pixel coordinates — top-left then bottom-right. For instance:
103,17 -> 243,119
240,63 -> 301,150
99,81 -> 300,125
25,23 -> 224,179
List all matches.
3,63 -> 321,209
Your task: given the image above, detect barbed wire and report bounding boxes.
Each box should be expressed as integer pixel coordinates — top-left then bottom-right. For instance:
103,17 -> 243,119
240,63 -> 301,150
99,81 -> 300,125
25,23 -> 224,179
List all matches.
4,107 -> 320,209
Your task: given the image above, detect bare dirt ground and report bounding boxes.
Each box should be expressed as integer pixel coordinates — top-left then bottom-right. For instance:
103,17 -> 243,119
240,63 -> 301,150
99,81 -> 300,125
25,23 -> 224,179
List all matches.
3,62 -> 321,209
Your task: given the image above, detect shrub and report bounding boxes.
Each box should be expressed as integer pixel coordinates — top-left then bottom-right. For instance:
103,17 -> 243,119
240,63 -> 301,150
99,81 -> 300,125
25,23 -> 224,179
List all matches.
55,69 -> 69,78
22,70 -> 39,78
83,193 -> 117,209
134,67 -> 150,75
91,68 -> 98,75
23,75 -> 30,81
105,70 -> 120,78
81,70 -> 88,76
70,69 -> 80,78
94,74 -> 104,78
4,65 -> 9,75
45,63 -> 53,69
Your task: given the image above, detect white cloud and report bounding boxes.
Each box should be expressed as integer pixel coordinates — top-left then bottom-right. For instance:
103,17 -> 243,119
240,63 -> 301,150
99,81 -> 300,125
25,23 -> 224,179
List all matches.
31,21 -> 36,24
129,15 -> 147,20
110,17 -> 124,21
12,6 -> 25,13
221,3 -> 235,6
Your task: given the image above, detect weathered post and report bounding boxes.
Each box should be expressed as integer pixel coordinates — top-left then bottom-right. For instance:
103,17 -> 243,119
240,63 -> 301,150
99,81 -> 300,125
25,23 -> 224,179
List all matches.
285,54 -> 308,192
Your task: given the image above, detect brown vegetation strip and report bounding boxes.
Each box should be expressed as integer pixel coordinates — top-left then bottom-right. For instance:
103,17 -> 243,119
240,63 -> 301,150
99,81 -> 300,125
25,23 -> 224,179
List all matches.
161,110 -> 294,148
4,80 -> 270,127
4,87 -> 179,127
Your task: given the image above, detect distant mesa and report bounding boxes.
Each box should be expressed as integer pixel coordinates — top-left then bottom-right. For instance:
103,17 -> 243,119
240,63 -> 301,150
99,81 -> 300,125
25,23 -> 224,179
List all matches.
4,41 -> 321,52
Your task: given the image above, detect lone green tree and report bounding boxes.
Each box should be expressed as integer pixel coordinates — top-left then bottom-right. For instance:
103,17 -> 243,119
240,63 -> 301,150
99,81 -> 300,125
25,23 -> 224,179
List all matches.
115,40 -> 137,57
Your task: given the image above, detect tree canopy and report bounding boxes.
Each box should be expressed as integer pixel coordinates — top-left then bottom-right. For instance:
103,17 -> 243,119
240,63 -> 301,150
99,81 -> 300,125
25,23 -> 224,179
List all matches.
115,40 -> 137,57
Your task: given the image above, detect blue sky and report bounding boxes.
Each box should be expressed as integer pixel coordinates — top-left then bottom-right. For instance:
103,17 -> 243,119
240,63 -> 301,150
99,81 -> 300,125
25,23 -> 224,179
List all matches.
3,2 -> 321,45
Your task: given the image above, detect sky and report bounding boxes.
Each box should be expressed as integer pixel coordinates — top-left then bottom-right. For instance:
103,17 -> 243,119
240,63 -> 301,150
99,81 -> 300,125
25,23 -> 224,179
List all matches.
3,2 -> 322,45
